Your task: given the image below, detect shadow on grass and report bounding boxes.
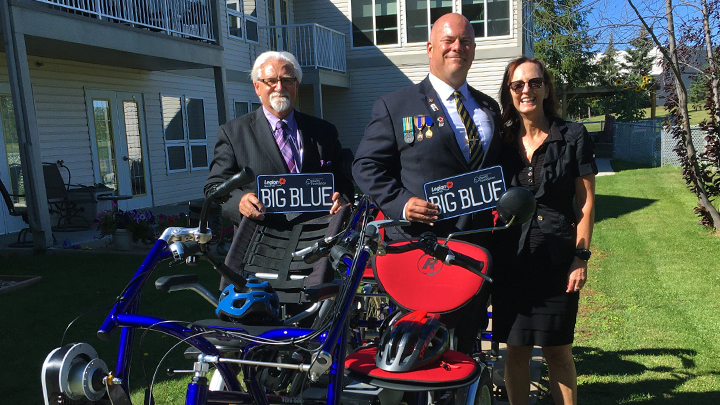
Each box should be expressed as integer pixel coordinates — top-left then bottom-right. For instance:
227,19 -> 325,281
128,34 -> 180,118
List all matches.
609,159 -> 657,172
595,194 -> 657,223
538,346 -> 720,404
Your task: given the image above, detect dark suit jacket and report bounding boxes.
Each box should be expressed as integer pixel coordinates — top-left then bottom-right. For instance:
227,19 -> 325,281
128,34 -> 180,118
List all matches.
497,117 -> 598,265
352,77 -> 502,240
206,107 -> 355,224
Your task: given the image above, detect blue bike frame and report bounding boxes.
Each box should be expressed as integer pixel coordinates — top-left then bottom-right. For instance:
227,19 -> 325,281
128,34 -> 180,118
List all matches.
95,198 -> 376,405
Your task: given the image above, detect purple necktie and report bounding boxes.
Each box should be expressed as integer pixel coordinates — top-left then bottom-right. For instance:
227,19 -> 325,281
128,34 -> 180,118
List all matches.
274,120 -> 298,173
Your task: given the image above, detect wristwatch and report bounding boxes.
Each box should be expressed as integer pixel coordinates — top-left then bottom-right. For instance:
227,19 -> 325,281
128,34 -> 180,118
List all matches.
575,248 -> 591,261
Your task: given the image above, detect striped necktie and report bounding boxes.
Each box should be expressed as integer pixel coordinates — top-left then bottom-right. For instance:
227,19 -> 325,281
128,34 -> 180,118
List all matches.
453,91 -> 484,170
274,120 -> 299,173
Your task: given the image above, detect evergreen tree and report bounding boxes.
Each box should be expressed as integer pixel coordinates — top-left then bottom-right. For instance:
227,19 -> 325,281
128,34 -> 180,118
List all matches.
598,34 -> 620,86
624,26 -> 655,77
610,27 -> 656,122
533,0 -> 597,119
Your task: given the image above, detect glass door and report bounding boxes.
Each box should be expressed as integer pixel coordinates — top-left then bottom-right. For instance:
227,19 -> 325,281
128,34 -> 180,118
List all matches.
0,87 -> 26,235
86,90 -> 152,210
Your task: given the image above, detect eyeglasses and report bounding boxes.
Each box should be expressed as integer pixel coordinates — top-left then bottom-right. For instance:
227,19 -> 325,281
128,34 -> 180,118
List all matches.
257,77 -> 297,87
509,78 -> 544,93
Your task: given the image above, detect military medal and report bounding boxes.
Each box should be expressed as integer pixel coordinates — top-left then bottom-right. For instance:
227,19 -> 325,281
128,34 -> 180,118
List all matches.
423,116 -> 434,138
413,115 -> 425,140
403,117 -> 414,144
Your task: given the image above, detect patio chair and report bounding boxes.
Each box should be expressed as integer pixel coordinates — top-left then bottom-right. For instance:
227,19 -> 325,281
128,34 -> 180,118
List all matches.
43,162 -> 95,231
0,177 -> 32,248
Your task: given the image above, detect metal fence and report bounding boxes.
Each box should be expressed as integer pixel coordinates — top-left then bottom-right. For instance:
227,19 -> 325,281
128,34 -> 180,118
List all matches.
613,121 -> 663,166
660,126 -> 709,167
261,24 -> 346,73
34,0 -> 216,42
609,120 -> 710,167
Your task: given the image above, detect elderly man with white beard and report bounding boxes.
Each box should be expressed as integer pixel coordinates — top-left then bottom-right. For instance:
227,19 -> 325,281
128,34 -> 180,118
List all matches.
206,51 -> 354,225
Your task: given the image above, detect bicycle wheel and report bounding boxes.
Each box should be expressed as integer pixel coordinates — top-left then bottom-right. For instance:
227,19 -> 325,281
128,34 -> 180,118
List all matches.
475,367 -> 494,405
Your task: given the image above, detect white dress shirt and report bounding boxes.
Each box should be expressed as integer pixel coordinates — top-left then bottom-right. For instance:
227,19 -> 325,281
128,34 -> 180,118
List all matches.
428,73 -> 493,163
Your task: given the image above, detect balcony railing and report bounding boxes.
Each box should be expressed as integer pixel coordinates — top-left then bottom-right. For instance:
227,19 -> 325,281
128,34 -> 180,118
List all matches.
34,0 -> 215,42
261,24 -> 346,73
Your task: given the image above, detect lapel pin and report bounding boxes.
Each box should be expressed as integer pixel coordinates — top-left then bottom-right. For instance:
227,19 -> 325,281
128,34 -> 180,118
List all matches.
438,117 -> 445,127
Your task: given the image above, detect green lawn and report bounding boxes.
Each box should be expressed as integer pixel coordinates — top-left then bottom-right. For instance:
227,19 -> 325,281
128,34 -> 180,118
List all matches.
581,107 -> 712,132
3,165 -> 720,404
0,251 -> 215,404
569,163 -> 720,404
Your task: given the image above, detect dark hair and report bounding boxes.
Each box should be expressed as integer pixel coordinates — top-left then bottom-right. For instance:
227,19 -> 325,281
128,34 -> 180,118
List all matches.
499,57 -> 559,143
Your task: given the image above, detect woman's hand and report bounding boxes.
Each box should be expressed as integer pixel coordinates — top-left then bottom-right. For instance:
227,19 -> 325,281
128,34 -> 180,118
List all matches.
566,257 -> 588,293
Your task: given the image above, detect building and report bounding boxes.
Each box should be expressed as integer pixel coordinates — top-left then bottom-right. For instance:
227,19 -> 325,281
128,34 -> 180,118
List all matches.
0,0 -> 532,246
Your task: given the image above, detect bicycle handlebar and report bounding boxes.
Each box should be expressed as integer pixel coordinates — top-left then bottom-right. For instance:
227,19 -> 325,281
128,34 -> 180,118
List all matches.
382,231 -> 492,283
199,167 -> 254,289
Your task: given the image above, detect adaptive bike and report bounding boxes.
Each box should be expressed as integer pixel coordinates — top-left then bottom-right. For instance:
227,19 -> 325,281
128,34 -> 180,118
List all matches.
41,166 -> 535,405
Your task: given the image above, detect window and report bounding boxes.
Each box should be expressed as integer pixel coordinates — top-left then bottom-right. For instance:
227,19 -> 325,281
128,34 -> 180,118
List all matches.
234,101 -> 263,118
161,95 -> 208,173
227,0 -> 259,42
351,0 -> 398,47
352,0 -> 511,47
1,94 -> 23,204
405,0 -> 451,43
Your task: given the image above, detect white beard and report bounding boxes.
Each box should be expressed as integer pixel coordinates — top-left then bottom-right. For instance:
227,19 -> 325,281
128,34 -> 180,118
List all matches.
270,92 -> 292,112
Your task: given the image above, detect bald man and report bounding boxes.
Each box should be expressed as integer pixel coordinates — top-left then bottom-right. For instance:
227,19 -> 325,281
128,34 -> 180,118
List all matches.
352,13 -> 502,353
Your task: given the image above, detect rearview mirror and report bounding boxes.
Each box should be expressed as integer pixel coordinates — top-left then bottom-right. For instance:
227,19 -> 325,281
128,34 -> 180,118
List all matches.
496,187 -> 536,225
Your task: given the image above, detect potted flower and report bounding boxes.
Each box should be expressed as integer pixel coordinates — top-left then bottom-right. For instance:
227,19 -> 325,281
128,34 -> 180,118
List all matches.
95,204 -> 156,250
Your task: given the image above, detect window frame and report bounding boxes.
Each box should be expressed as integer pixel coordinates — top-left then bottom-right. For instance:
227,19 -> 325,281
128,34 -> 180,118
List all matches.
350,0 -> 401,48
350,0 -> 513,48
161,94 -> 209,174
227,0 -> 259,44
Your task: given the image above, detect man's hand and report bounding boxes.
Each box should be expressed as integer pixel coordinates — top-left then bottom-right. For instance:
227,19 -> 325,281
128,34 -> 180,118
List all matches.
329,192 -> 349,215
239,192 -> 266,220
404,197 -> 439,225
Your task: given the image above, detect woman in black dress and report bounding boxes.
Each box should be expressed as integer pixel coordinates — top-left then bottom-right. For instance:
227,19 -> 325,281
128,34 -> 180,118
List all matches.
492,57 -> 597,404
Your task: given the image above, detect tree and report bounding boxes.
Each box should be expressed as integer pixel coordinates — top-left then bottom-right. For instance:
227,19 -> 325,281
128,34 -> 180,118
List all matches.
533,0 -> 597,119
627,0 -> 720,230
598,33 -> 620,85
612,26 -> 656,122
624,26 -> 655,77
689,74 -> 708,110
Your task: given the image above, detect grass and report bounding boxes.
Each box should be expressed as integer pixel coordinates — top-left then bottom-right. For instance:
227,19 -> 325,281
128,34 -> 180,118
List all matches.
537,162 -> 720,404
0,250 -> 217,404
4,164 -> 720,404
581,107 -> 711,132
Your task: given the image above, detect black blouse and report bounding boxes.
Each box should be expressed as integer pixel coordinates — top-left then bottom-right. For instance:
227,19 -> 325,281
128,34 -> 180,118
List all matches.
498,117 -> 598,265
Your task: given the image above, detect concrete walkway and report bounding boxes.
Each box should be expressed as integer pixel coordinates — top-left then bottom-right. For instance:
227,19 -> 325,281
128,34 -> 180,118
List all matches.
596,157 -> 615,177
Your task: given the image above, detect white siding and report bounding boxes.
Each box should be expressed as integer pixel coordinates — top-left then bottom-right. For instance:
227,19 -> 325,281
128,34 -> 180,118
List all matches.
0,55 -> 221,208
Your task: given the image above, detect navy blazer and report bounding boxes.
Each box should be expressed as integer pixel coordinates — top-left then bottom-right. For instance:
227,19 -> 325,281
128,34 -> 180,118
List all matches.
498,118 -> 598,265
353,77 -> 502,239
206,108 -> 355,224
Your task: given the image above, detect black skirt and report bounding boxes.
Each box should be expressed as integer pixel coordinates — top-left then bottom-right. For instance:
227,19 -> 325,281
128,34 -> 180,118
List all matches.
491,239 -> 579,347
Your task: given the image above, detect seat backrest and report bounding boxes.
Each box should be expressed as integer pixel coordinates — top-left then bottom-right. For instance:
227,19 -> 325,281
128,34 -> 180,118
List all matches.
222,205 -> 352,304
42,163 -> 68,201
372,239 -> 490,314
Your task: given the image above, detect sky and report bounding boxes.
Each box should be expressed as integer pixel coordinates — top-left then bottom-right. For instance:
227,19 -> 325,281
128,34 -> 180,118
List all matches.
582,0 -> 707,51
